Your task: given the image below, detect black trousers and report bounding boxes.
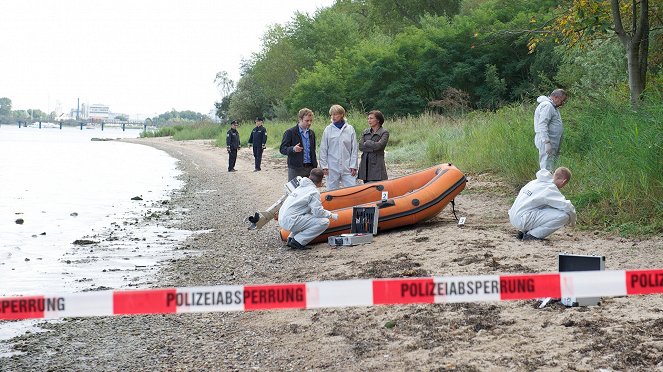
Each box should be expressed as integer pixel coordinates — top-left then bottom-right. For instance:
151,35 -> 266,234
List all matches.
252,146 -> 264,170
287,164 -> 314,181
228,149 -> 237,171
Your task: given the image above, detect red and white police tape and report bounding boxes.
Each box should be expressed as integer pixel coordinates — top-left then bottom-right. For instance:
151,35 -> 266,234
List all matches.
1,269 -> 662,320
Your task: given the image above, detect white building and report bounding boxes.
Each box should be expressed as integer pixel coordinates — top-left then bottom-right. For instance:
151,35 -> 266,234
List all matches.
88,104 -> 110,120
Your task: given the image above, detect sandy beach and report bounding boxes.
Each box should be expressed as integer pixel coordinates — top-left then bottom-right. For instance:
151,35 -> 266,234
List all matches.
2,137 -> 662,371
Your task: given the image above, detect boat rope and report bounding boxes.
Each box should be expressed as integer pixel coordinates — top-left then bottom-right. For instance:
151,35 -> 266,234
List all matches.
451,199 -> 458,221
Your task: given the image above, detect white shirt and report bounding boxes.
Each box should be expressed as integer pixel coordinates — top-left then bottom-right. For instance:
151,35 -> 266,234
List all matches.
319,122 -> 358,173
508,169 -> 576,224
534,96 -> 564,147
278,177 -> 332,230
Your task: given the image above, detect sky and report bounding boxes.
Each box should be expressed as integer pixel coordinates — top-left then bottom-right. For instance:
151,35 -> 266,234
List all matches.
0,0 -> 335,119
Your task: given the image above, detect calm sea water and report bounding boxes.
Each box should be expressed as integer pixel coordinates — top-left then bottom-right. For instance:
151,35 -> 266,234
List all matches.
0,125 -> 193,349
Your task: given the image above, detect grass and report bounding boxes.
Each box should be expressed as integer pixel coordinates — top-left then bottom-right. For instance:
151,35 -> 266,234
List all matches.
143,93 -> 663,236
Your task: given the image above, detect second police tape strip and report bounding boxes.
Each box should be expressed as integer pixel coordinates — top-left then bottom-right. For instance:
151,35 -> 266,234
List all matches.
1,269 -> 662,321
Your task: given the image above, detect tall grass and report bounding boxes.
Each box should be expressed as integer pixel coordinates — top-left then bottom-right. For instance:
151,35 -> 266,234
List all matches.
140,121 -> 224,140
140,125 -> 186,138
419,93 -> 662,235
560,92 -> 663,234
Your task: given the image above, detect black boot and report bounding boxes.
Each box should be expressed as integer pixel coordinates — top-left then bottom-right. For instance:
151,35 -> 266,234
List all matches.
287,237 -> 309,250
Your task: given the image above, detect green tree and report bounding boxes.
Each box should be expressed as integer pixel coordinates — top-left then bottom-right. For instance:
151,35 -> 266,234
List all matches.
286,59 -> 353,114
152,109 -> 205,123
214,70 -> 235,98
476,64 -> 507,110
228,72 -> 270,120
214,71 -> 236,121
27,109 -> 46,120
531,0 -> 661,106
215,94 -> 233,122
0,97 -> 12,116
12,110 -> 29,121
555,39 -> 627,95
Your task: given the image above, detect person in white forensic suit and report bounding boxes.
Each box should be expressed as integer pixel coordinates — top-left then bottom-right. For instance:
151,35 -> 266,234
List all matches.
509,167 -> 577,240
319,104 -> 358,190
534,89 -> 567,171
278,168 -> 339,249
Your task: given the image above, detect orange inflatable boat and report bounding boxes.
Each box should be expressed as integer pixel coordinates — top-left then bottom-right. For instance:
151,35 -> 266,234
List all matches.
279,163 -> 467,244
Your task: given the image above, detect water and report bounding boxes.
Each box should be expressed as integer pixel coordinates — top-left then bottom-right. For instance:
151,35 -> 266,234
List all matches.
0,125 -> 192,350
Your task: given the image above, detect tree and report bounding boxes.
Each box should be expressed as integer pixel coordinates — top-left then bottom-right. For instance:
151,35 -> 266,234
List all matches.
0,97 -> 12,116
214,70 -> 235,121
366,0 -> 462,34
214,70 -> 235,99
611,0 -> 650,106
532,0 -> 660,107
215,94 -> 233,121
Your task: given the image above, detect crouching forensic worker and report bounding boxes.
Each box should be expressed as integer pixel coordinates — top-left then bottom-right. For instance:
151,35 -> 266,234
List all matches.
508,167 -> 576,240
278,168 -> 338,250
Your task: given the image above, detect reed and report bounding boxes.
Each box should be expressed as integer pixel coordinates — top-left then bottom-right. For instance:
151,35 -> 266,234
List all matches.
407,94 -> 662,235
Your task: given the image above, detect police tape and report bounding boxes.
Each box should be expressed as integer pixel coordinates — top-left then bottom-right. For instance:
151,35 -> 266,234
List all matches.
1,269 -> 662,320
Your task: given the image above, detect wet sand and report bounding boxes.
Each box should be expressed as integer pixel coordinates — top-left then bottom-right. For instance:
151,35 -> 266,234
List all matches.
1,137 -> 662,370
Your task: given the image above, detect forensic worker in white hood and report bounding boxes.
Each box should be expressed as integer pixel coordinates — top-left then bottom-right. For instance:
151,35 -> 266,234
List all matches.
534,89 -> 567,171
278,168 -> 338,250
319,104 -> 359,190
509,167 -> 577,240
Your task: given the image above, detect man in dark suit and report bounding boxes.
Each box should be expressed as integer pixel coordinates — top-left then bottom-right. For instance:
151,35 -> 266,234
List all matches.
280,108 -> 317,181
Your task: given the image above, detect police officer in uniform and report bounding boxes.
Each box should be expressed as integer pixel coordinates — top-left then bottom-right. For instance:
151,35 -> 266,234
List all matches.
248,116 -> 267,171
226,120 -> 240,172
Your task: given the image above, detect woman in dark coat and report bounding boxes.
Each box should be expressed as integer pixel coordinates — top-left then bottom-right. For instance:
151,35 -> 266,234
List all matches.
357,110 -> 389,182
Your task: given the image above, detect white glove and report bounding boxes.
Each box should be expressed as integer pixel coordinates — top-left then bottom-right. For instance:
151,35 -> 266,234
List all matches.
568,213 -> 577,228
545,142 -> 553,155
330,213 -> 339,221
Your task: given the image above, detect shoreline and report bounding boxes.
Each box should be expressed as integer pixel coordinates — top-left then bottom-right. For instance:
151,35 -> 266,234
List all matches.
0,136 -> 192,350
2,137 -> 662,370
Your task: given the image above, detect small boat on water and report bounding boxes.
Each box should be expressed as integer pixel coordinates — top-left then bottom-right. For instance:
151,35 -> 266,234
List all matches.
279,163 -> 467,244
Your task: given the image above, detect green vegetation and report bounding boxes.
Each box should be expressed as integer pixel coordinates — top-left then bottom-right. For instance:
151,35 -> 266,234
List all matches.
140,121 -> 224,140
216,0 -> 661,121
151,109 -> 208,123
431,94 -> 663,236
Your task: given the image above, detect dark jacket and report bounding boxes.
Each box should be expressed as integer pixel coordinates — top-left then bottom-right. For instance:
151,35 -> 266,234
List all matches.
358,126 -> 389,181
226,128 -> 240,150
248,126 -> 267,148
280,124 -> 318,168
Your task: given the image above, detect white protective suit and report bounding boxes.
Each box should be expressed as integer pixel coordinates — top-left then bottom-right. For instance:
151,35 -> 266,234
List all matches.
508,169 -> 577,239
319,122 -> 358,190
278,177 -> 332,245
534,95 -> 564,171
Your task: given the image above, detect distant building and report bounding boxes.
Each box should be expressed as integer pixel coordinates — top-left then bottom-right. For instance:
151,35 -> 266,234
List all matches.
88,104 -> 110,120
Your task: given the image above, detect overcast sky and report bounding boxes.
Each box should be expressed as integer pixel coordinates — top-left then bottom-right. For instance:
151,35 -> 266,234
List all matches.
0,0 -> 335,119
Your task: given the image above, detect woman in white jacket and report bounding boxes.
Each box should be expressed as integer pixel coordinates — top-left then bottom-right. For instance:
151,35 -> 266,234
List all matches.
318,104 -> 358,190
508,167 -> 577,240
